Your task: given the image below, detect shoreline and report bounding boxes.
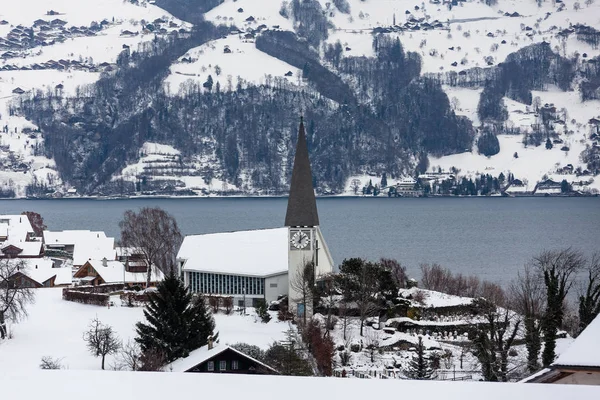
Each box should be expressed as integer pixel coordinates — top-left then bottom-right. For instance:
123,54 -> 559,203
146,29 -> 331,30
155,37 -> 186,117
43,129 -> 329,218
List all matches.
0,193 -> 597,201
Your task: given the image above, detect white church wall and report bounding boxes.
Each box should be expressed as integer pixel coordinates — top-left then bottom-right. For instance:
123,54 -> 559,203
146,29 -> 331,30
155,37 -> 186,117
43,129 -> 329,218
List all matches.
265,272 -> 288,304
315,226 -> 334,277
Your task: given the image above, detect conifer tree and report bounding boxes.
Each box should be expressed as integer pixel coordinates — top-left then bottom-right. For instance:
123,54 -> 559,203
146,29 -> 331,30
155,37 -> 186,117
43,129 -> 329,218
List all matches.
380,173 -> 388,188
405,336 -> 434,380
136,273 -> 215,363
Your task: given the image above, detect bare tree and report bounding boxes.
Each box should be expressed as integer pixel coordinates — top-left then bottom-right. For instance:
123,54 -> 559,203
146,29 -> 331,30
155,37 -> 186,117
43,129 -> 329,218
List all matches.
0,259 -> 36,339
112,339 -> 142,371
223,296 -> 234,315
471,298 -> 521,382
39,356 -> 64,370
510,265 -> 545,373
380,258 -> 407,288
83,317 -> 121,370
139,347 -> 167,371
21,211 -> 46,237
290,261 -> 315,326
364,329 -> 382,363
578,253 -> 600,333
119,207 -> 183,287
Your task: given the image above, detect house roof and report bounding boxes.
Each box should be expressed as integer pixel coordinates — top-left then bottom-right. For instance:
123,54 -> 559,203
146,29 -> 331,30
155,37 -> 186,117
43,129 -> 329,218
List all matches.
43,230 -> 116,266
14,258 -> 72,286
2,370 -> 600,400
81,259 -> 163,284
178,228 -> 289,277
553,313 -> 600,368
0,215 -> 35,242
285,118 -> 320,227
166,343 -> 278,374
1,241 -> 42,257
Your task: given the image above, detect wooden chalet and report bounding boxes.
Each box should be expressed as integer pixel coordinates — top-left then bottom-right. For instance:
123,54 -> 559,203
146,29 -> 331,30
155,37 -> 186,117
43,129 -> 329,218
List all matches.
74,258 -> 162,287
167,342 -> 278,375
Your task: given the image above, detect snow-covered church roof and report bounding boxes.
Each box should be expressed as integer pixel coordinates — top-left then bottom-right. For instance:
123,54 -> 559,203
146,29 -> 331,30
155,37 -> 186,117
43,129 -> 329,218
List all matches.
177,228 -> 289,277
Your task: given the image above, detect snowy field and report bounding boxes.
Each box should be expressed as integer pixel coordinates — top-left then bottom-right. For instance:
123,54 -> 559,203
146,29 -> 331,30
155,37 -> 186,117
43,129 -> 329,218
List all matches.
0,288 -> 290,372
165,35 -> 302,94
3,369 -> 600,400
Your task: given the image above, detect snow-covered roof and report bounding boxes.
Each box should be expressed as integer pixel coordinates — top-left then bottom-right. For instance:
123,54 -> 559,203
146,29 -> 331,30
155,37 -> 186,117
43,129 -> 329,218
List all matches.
81,259 -> 163,284
1,240 -> 42,257
553,314 -> 600,368
43,230 -> 107,245
167,343 -> 278,373
398,288 -> 474,308
16,258 -> 72,286
3,370 -> 600,400
178,228 -> 289,277
0,214 -> 35,242
43,230 -> 116,266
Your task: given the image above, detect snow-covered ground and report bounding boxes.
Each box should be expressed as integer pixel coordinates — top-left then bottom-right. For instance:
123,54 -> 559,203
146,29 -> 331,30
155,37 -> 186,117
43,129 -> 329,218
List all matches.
1,0 -> 600,197
0,288 -> 289,372
430,88 -> 600,191
4,369 -> 600,400
165,35 -> 302,95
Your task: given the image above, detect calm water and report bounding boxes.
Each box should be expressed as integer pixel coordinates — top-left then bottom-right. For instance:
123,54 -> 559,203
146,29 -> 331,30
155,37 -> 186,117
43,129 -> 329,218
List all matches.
1,197 -> 598,287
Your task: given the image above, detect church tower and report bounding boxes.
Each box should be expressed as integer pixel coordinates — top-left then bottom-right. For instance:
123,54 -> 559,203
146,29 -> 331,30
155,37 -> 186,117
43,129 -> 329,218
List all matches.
286,118 -> 334,321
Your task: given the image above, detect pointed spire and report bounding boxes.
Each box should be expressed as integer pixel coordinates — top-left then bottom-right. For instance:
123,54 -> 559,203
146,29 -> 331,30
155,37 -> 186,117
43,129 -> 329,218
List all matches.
285,117 -> 320,227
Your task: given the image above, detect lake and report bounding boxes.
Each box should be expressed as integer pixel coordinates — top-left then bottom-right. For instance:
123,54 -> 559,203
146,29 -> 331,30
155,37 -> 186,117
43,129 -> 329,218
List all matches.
1,197 -> 598,287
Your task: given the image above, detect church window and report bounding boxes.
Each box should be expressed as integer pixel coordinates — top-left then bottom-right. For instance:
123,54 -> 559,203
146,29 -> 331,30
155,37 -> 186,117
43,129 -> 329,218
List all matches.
219,360 -> 227,371
207,361 -> 214,371
232,360 -> 239,370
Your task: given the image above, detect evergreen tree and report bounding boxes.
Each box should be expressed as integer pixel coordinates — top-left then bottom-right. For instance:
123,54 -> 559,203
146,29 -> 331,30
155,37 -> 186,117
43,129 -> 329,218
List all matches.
405,336 -> 434,380
545,138 -> 553,149
380,173 -> 387,188
477,131 -> 501,156
136,273 -> 215,363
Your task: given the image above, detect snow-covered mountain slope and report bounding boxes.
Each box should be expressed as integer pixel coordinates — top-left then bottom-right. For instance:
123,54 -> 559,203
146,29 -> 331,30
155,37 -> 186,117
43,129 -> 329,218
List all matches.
2,0 -> 600,197
0,0 -> 191,196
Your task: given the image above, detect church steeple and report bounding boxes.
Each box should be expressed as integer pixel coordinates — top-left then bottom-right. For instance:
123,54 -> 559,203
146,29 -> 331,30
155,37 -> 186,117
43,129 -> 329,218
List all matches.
285,117 -> 320,227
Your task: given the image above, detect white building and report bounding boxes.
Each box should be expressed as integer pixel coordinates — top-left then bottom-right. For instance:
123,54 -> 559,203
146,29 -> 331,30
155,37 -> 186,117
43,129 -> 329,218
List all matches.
178,228 -> 289,307
178,118 -> 334,315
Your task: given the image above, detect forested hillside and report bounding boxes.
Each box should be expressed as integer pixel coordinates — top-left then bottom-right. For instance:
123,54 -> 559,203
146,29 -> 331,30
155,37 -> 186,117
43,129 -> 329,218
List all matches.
2,0 -> 600,196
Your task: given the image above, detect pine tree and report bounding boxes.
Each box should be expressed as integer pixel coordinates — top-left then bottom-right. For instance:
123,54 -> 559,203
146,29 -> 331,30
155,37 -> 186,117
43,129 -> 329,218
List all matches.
380,173 -> 387,188
405,336 -> 434,380
136,273 -> 215,363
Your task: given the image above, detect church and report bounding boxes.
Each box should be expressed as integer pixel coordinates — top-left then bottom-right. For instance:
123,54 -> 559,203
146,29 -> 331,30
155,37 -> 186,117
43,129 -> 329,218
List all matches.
177,118 -> 334,318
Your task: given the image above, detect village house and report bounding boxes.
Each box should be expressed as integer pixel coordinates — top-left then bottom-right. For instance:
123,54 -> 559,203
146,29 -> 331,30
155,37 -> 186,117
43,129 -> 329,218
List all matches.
534,179 -> 563,196
0,215 -> 43,259
178,119 -> 334,318
8,258 -> 72,288
73,258 -> 162,287
523,314 -> 600,385
43,230 -> 116,267
167,341 -> 278,374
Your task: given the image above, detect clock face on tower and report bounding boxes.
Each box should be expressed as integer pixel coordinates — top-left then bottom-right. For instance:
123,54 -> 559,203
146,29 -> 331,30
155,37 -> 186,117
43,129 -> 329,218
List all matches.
290,230 -> 311,250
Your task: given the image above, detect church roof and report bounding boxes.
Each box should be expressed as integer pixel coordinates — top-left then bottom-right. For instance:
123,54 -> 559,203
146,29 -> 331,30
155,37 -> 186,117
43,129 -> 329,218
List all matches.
177,228 -> 289,277
285,118 -> 320,227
